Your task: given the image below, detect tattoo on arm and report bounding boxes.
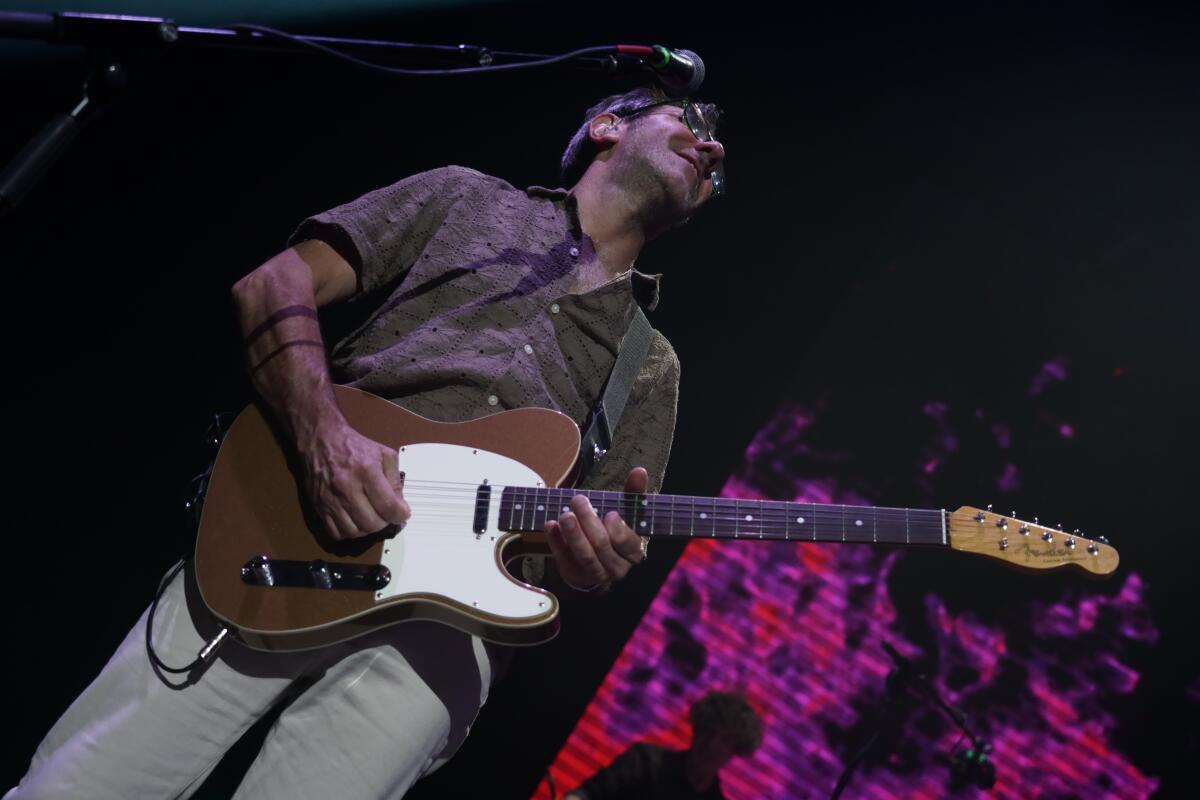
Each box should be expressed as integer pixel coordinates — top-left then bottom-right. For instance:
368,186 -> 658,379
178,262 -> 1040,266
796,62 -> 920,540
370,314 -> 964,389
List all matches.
244,304 -> 319,349
250,339 -> 326,373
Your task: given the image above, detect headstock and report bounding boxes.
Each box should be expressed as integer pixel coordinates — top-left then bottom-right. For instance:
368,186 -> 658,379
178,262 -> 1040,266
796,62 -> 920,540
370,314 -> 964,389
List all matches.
947,506 -> 1118,577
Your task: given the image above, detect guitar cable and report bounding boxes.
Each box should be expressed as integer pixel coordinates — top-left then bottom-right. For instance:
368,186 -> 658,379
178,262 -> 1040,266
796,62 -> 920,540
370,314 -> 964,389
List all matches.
145,412 -> 234,675
145,556 -> 231,675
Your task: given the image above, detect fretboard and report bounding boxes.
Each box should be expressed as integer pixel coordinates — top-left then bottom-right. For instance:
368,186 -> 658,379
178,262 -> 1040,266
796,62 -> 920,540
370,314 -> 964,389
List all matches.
497,487 -> 947,547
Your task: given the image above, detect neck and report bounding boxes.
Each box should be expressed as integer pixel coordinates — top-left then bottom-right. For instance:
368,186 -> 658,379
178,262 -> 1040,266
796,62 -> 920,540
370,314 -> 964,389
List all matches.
571,169 -> 648,282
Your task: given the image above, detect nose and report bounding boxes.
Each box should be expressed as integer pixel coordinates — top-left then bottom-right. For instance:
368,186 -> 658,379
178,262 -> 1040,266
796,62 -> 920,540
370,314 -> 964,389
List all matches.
695,138 -> 725,177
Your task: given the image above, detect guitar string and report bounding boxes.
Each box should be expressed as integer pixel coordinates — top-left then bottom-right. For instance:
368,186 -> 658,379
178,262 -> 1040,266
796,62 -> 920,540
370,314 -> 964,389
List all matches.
397,481 -> 1094,536
344,480 -> 1093,544
396,490 -> 1076,533
397,486 -> 1063,530
383,497 -> 1079,548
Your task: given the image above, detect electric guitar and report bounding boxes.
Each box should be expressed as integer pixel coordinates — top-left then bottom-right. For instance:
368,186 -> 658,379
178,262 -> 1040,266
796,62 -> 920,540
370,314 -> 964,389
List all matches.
194,386 -> 1119,652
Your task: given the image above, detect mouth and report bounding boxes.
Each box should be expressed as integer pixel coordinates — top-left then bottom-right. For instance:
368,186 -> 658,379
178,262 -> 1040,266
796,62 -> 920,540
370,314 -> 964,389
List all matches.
677,152 -> 703,183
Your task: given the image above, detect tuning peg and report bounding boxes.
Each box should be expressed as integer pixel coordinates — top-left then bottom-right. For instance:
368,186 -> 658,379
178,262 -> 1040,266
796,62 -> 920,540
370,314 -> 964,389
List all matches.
1011,510 -> 1018,519
1033,516 -> 1040,525
1057,522 -> 1064,531
986,503 -> 994,513
1094,535 -> 1110,545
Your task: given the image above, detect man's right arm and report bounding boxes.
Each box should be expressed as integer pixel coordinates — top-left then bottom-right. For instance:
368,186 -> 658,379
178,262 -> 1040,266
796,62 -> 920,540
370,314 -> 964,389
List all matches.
231,239 -> 410,541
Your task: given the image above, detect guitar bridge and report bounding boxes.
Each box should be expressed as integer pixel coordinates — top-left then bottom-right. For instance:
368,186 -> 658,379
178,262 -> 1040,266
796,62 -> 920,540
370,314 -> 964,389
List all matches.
240,555 -> 391,591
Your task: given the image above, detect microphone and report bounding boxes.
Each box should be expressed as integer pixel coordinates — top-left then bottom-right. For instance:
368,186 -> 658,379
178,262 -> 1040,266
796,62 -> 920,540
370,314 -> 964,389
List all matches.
647,45 -> 705,97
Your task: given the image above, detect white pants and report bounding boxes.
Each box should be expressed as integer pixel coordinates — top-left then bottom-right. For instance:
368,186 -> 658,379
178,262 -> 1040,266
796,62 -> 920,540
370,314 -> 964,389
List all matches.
6,563 -> 495,800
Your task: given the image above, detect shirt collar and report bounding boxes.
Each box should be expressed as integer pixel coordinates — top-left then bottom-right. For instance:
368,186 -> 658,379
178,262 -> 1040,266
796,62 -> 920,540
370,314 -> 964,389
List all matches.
526,184 -> 663,311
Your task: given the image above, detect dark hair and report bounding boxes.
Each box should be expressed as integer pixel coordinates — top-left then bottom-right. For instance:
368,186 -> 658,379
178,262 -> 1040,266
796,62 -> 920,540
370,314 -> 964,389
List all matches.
689,690 -> 764,756
559,85 -> 722,187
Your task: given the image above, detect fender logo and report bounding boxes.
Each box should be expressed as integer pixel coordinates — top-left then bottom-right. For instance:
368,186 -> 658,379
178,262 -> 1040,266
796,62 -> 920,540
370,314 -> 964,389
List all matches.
1015,542 -> 1080,561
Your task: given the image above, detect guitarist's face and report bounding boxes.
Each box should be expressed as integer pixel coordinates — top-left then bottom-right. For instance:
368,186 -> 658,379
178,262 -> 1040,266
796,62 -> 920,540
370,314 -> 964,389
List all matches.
611,109 -> 726,231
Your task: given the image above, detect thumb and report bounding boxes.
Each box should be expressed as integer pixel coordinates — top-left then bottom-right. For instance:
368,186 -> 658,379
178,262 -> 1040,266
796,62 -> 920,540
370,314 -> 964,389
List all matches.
624,466 -> 649,494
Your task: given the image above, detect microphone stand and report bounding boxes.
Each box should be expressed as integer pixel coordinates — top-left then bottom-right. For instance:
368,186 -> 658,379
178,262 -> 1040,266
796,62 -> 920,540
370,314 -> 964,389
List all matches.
0,10 -> 660,217
830,642 -> 995,798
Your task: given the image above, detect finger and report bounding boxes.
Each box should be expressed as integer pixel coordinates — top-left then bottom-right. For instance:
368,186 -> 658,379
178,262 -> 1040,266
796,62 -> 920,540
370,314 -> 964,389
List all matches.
380,448 -> 411,504
323,506 -> 357,542
604,511 -> 645,563
570,495 -> 630,580
341,488 -> 389,537
363,470 -> 411,526
624,466 -> 649,494
553,512 -> 608,587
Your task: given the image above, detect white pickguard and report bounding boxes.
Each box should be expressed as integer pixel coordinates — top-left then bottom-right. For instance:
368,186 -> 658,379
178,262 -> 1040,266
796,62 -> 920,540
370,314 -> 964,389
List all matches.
375,442 -> 549,622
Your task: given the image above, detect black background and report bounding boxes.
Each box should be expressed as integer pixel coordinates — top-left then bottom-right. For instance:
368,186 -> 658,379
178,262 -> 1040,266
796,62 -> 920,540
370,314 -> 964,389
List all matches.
1,1 -> 1196,797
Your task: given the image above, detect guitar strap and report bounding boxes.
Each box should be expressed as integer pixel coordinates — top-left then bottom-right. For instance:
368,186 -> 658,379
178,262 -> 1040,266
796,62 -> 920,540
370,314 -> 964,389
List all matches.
575,306 -> 655,484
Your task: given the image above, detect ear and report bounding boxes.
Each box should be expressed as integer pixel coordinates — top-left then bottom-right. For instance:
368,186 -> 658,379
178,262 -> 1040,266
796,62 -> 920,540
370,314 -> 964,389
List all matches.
587,112 -> 622,148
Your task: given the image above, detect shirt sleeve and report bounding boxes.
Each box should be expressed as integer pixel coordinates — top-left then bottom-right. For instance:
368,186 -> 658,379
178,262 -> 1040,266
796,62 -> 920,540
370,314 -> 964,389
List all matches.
577,331 -> 680,494
287,165 -> 491,297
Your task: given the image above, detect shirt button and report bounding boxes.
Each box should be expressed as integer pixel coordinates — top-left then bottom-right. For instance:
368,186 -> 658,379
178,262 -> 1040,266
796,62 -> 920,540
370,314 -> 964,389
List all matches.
487,395 -> 498,406
523,344 -> 533,354
569,246 -> 580,258
550,303 -> 560,314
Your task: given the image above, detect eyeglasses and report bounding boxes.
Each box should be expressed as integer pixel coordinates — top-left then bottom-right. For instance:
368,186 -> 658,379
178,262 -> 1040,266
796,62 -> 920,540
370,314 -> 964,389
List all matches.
623,99 -> 726,198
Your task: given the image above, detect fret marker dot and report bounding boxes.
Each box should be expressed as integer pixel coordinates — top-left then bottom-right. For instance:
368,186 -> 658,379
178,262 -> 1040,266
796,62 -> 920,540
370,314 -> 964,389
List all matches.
640,521 -> 647,528
562,506 -> 569,514
537,505 -> 545,512
700,512 -> 708,520
641,499 -> 648,506
515,504 -> 522,510
796,516 -> 806,524
745,514 -> 754,522
855,519 -> 863,527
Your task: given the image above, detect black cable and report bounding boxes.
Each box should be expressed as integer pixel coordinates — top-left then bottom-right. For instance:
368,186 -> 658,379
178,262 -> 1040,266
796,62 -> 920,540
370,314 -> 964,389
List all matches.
227,25 -> 618,78
145,411 -> 235,674
145,557 -> 199,673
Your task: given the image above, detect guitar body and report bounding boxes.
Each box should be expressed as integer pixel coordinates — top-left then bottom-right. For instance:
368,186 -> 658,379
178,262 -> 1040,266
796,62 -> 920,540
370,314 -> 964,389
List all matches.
194,386 -> 581,651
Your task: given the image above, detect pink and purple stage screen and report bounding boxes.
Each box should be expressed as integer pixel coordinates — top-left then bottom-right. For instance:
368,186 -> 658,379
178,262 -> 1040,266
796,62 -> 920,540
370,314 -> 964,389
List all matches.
533,362 -> 1158,799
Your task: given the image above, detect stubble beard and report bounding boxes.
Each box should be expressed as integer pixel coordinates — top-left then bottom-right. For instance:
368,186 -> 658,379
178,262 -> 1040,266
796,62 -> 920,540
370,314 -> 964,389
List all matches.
613,141 -> 699,239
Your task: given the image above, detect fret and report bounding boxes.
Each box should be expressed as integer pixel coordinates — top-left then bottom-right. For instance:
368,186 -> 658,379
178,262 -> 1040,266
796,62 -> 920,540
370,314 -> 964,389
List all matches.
694,496 -> 718,537
499,486 -> 948,550
595,489 -> 617,521
844,506 -> 873,544
533,490 -> 546,531
634,494 -> 651,536
716,497 -> 743,537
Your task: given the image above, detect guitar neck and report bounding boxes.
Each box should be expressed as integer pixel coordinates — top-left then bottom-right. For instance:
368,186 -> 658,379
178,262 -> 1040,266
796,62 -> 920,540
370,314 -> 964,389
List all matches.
498,487 -> 948,547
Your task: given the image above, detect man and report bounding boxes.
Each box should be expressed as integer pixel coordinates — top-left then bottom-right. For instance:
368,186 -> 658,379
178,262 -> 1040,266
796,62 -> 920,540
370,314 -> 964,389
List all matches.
566,690 -> 764,800
6,84 -> 725,799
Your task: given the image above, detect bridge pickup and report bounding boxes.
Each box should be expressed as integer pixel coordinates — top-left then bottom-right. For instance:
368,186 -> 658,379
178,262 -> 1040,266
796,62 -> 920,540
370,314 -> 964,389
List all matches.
474,482 -> 492,534
240,555 -> 390,591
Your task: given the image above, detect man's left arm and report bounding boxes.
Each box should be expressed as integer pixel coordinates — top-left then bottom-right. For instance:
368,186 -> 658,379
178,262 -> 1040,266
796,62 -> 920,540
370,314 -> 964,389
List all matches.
544,334 -> 680,591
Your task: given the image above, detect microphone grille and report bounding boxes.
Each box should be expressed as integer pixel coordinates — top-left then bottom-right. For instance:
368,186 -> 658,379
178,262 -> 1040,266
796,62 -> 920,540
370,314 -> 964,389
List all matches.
675,49 -> 706,96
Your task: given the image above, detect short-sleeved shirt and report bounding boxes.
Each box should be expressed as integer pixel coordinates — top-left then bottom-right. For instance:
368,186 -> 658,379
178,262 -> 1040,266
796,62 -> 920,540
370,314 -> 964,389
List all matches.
289,165 -> 679,492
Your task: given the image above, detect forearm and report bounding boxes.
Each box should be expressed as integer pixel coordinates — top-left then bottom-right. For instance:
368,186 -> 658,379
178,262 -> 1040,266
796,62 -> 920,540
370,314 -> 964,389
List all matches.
231,247 -> 347,453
